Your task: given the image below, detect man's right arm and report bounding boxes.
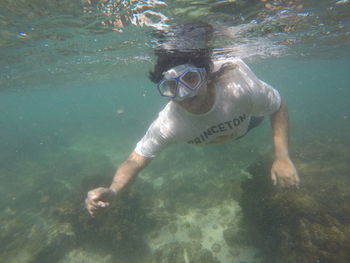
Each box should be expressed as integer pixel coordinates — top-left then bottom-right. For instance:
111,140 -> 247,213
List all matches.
110,151 -> 152,193
85,151 -> 151,217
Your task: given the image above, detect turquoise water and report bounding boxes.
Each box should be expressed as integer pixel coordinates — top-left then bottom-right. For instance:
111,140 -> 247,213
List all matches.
1,1 -> 350,263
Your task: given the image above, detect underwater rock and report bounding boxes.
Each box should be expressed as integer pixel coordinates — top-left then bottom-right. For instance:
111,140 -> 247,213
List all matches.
223,225 -> 251,247
156,161 -> 242,214
0,210 -> 29,260
51,174 -> 159,262
168,222 -> 178,235
0,214 -> 76,263
240,155 -> 350,263
223,227 -> 236,247
148,241 -> 220,263
28,221 -> 76,263
187,225 -> 202,240
59,248 -> 113,263
211,242 -> 221,253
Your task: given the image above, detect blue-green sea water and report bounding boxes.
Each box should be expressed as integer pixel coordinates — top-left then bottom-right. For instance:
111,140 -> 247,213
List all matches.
1,1 -> 350,263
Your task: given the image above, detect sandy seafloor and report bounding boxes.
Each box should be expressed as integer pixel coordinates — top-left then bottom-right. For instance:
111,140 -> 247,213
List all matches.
1,53 -> 350,263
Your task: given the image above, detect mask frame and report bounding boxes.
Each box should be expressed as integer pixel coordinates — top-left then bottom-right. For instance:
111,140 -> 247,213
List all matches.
157,65 -> 207,101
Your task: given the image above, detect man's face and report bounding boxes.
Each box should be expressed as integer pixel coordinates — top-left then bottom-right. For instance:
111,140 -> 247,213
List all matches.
157,64 -> 207,101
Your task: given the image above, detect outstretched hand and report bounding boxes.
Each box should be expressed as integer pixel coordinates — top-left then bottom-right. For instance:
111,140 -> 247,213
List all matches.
271,156 -> 300,188
85,187 -> 116,217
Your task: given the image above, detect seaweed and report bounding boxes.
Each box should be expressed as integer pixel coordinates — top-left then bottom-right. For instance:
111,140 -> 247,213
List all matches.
240,152 -> 350,263
50,174 -> 157,262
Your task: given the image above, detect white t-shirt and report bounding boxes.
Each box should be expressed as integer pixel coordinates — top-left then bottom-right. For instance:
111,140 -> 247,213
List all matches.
135,59 -> 281,158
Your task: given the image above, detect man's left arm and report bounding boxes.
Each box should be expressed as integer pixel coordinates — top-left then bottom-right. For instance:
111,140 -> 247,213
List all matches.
270,97 -> 300,188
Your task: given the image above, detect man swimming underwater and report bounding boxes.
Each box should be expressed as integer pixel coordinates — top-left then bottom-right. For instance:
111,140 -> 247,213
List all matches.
85,23 -> 299,217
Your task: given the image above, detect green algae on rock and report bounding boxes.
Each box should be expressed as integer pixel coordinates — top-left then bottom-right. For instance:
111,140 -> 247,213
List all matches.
240,155 -> 350,263
223,225 -> 251,247
51,175 -> 157,262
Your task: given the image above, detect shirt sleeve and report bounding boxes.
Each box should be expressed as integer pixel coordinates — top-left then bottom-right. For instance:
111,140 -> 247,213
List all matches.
236,59 -> 282,116
134,118 -> 172,158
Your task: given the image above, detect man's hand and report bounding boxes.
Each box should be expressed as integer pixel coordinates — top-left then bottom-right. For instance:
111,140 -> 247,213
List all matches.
85,187 -> 116,217
271,156 -> 300,188
84,152 -> 151,218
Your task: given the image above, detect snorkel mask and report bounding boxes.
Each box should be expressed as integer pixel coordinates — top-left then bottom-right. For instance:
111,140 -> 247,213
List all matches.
157,64 -> 207,101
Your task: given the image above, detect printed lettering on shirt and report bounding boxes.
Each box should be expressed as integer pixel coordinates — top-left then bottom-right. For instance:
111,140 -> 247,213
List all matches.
187,114 -> 246,145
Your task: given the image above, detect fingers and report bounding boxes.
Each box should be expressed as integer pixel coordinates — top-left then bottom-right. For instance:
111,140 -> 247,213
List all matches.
85,197 -> 98,217
285,171 -> 300,188
271,171 -> 277,186
271,169 -> 287,187
96,200 -> 110,208
85,200 -> 96,217
278,176 -> 286,188
85,188 -> 111,217
85,199 -> 110,217
278,175 -> 299,188
271,158 -> 300,189
271,170 -> 299,189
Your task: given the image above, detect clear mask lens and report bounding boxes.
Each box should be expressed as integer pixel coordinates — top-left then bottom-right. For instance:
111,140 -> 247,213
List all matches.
177,83 -> 194,99
158,79 -> 177,97
180,71 -> 201,89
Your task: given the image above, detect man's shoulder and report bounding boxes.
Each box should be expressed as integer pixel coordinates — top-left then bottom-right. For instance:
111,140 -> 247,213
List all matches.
157,101 -> 180,119
151,101 -> 183,132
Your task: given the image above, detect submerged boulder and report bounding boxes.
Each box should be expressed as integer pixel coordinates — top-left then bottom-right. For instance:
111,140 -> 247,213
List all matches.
50,174 -> 157,262
240,155 -> 350,263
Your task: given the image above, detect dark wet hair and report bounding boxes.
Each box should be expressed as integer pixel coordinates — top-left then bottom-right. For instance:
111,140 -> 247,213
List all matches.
149,22 -> 214,83
149,48 -> 213,83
